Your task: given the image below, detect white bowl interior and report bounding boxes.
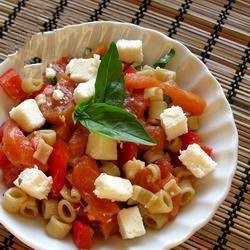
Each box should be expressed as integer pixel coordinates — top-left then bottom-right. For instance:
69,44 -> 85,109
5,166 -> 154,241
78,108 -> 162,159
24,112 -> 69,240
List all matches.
0,21 -> 238,250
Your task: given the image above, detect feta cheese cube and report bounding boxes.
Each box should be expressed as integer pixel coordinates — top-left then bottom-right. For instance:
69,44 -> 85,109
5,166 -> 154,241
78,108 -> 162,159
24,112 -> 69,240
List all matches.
179,143 -> 217,178
14,166 -> 53,200
73,79 -> 95,104
123,158 -> 145,180
35,93 -> 46,106
65,58 -> 100,82
160,106 -> 188,141
45,67 -> 56,78
9,99 -> 46,133
93,173 -> 133,202
116,39 -> 143,65
117,206 -> 146,239
52,89 -> 64,101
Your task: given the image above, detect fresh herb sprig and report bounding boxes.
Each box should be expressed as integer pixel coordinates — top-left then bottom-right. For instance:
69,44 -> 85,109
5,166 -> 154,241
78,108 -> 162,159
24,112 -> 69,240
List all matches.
153,49 -> 175,68
74,42 -> 156,146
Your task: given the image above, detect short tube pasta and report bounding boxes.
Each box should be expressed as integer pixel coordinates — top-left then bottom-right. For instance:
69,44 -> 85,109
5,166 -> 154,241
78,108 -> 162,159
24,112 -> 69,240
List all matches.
132,185 -> 155,206
38,129 -> 57,146
168,137 -> 182,153
179,179 -> 195,206
143,149 -> 165,164
21,78 -> 43,93
163,179 -> 182,197
46,215 -> 72,239
20,197 -> 39,218
33,139 -> 53,164
2,187 -> 28,214
60,186 -> 81,204
147,164 -> 161,182
42,199 -> 58,220
100,162 -> 120,177
148,100 -> 168,120
174,166 -> 194,181
58,199 -> 76,223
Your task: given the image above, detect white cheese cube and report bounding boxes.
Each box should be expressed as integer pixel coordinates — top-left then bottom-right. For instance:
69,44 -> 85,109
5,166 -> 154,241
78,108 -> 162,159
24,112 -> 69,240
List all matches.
179,143 -> 217,178
86,132 -> 117,160
117,206 -> 146,239
9,99 -> 46,133
45,67 -> 56,78
160,106 -> 188,141
52,89 -> 64,101
123,158 -> 145,180
65,58 -> 100,82
116,39 -> 143,65
94,173 -> 133,202
138,66 -> 176,81
35,93 -> 46,106
14,166 -> 53,200
73,79 -> 95,104
33,139 -> 53,164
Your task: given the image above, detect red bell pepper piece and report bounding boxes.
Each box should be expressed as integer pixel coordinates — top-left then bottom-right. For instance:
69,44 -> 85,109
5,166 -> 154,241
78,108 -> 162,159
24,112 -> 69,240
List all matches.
48,139 -> 69,197
72,220 -> 94,249
118,142 -> 138,168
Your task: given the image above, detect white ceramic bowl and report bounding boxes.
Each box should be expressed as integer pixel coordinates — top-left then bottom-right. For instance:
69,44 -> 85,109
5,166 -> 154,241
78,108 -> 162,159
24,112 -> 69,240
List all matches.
0,21 -> 238,250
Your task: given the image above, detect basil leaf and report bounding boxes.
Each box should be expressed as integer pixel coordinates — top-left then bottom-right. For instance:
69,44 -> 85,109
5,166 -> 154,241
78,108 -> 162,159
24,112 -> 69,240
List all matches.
47,76 -> 57,85
74,102 -> 156,146
94,42 -> 124,107
164,95 -> 172,104
153,49 -> 175,68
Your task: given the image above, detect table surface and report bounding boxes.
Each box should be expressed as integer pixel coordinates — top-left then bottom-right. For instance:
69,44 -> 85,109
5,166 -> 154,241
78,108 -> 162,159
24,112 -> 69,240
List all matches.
0,0 -> 249,249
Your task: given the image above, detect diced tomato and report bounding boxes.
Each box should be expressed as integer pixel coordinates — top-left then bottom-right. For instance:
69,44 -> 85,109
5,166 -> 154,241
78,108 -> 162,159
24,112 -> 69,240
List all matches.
166,194 -> 182,220
50,56 -> 72,74
72,155 -> 99,194
169,152 -> 182,166
0,123 -> 4,142
84,43 -> 107,58
84,193 -> 120,223
200,145 -> 213,156
125,73 -> 160,90
48,139 -> 69,197
31,82 -> 48,97
118,142 -> 138,168
139,124 -> 166,151
2,120 -> 35,167
0,69 -> 29,102
53,124 -> 71,142
1,164 -> 22,188
68,126 -> 89,159
133,168 -> 154,190
72,220 -> 94,249
99,216 -> 119,239
124,90 -> 149,120
155,157 -> 174,178
123,64 -> 137,74
180,131 -> 202,150
160,81 -> 206,115
0,145 -> 10,167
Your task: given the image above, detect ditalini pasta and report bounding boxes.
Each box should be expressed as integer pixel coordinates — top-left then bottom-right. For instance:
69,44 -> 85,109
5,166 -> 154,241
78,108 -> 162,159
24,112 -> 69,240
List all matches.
0,40 -> 216,248
2,187 -> 28,214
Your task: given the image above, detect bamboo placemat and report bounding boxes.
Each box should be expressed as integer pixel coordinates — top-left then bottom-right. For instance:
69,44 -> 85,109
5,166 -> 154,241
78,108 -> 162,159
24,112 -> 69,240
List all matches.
0,0 -> 249,249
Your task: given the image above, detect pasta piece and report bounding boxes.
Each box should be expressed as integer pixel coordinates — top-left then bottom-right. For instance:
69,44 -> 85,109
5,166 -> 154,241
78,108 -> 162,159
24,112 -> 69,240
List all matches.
131,185 -> 155,206
100,162 -> 121,177
146,190 -> 173,214
60,186 -> 81,203
2,187 -> 28,213
46,215 -> 72,239
179,179 -> 195,206
147,164 -> 161,182
38,129 -> 57,146
33,138 -> 53,164
58,199 -> 77,223
20,197 -> 39,218
143,149 -> 164,164
187,116 -> 199,131
21,78 -> 43,93
144,87 -> 163,101
139,205 -> 168,229
168,137 -> 182,153
163,179 -> 182,197
42,199 -> 58,220
123,158 -> 145,180
148,100 -> 168,120
127,198 -> 138,206
174,166 -> 194,181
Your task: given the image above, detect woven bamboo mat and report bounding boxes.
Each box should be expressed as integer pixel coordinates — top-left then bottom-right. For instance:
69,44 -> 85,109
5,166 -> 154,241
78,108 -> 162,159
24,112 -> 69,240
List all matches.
0,0 -> 249,249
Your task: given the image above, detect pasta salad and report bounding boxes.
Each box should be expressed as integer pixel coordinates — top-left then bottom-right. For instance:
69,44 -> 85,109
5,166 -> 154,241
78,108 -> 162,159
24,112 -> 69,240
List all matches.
0,40 -> 217,249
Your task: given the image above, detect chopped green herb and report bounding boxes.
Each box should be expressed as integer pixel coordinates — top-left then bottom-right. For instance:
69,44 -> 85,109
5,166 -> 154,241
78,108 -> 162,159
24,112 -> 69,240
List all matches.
83,47 -> 92,56
164,95 -> 172,104
153,49 -> 175,69
18,178 -> 22,185
47,76 -> 57,85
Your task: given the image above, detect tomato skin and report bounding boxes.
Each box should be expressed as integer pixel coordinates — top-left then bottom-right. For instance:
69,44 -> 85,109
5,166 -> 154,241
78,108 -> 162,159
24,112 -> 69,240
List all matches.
125,73 -> 160,90
2,120 -> 35,167
72,155 -> 99,194
123,64 -> 137,74
118,142 -> 138,168
53,124 -> 71,142
155,157 -> 174,178
160,81 -> 206,115
83,193 -> 120,223
1,164 -> 22,188
124,90 -> 149,120
0,145 -> 10,167
99,216 -> 119,239
0,123 -> 4,142
180,131 -> 202,150
48,139 -> 69,197
72,220 -> 94,249
166,194 -> 182,220
0,69 -> 29,102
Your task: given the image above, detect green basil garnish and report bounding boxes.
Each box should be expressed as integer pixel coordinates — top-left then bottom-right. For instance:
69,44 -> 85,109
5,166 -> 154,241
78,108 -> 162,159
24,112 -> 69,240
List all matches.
47,76 -> 57,85
164,95 -> 172,104
153,49 -> 175,68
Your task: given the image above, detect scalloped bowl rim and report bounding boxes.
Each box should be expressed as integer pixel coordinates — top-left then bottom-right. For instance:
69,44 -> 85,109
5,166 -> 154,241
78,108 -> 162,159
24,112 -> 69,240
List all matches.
0,21 -> 238,250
